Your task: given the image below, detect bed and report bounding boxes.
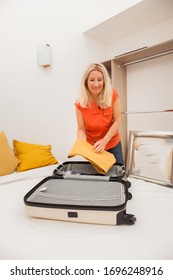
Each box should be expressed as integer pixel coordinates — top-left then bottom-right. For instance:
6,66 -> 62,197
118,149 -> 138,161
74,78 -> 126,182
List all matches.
0,162 -> 173,260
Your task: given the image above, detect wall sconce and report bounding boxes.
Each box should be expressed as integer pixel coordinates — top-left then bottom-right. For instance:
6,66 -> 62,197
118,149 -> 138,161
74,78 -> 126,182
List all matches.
37,44 -> 52,68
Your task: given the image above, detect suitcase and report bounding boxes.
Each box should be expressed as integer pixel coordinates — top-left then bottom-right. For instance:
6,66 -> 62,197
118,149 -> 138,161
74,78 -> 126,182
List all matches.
24,161 -> 136,225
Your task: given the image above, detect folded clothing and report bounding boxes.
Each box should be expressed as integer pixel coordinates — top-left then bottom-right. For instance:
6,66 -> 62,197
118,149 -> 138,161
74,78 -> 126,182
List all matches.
68,139 -> 116,174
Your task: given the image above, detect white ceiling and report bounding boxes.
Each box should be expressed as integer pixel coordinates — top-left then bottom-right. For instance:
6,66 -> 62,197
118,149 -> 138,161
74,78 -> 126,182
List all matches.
83,0 -> 173,45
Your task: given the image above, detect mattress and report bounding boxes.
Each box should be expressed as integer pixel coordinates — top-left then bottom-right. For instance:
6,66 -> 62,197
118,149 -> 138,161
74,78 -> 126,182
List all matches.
0,163 -> 173,260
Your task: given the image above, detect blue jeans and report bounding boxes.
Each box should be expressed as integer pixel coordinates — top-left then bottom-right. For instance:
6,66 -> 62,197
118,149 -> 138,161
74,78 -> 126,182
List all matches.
107,141 -> 124,165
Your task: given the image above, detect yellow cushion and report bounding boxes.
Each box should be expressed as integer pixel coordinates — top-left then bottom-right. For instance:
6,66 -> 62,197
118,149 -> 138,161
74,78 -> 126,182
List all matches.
13,140 -> 58,172
68,139 -> 116,174
0,131 -> 19,176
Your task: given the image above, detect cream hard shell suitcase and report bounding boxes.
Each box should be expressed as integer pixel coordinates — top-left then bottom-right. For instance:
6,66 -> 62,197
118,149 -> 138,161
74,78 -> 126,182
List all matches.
24,161 -> 136,225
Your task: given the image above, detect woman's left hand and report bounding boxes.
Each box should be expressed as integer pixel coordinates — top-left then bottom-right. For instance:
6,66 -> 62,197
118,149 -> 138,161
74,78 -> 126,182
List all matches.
93,138 -> 109,152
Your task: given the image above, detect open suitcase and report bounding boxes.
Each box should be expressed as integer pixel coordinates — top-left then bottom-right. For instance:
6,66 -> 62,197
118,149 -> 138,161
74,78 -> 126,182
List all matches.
24,161 -> 136,225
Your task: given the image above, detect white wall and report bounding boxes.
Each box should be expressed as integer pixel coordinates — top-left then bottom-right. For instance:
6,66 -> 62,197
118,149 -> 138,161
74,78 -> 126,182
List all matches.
1,0 -> 173,161
80,0 -> 142,31
0,0 -> 108,161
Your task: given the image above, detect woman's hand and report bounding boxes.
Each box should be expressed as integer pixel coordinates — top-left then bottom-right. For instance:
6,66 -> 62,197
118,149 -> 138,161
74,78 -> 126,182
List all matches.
93,137 -> 109,152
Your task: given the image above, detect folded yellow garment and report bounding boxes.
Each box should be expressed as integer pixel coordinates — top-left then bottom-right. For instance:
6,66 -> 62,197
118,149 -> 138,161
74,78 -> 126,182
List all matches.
68,139 -> 116,174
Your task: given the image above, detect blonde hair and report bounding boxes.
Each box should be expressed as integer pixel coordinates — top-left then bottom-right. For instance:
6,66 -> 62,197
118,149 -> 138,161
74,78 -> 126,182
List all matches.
77,63 -> 112,108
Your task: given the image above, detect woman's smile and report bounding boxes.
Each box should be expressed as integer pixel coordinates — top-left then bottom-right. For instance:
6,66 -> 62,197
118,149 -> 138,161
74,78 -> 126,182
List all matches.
87,70 -> 104,96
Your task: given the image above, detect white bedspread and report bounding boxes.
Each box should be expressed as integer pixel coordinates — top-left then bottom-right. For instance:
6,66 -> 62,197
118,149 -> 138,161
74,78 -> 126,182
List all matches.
0,164 -> 173,260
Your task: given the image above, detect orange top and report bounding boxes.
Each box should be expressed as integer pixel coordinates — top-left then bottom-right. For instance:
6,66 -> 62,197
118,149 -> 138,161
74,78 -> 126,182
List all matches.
75,89 -> 120,150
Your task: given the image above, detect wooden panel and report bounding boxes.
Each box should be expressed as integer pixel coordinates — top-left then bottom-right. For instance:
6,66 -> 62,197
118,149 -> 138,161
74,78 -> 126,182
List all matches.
112,62 -> 127,163
102,60 -> 112,79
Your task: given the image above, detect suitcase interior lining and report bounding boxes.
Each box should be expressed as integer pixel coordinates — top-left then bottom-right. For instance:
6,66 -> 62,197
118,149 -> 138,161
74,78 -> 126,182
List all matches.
55,162 -> 125,177
26,178 -> 125,207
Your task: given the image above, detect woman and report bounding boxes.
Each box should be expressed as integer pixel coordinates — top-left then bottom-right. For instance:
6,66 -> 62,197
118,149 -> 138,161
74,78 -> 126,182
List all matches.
75,63 -> 124,165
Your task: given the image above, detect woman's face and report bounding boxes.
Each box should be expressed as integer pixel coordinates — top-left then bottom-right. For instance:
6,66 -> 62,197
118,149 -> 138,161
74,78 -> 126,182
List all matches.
87,70 -> 104,97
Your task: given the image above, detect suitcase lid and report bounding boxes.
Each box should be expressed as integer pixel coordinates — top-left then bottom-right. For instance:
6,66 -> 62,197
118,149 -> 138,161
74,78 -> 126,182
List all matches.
53,161 -> 126,180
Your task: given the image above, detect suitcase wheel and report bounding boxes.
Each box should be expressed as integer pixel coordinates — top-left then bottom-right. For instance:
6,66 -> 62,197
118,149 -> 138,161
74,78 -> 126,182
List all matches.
126,180 -> 131,188
124,214 -> 136,225
127,192 -> 132,200
117,211 -> 136,225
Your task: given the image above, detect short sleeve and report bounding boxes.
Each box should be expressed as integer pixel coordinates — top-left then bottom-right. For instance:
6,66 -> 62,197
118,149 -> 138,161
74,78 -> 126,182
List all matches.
75,101 -> 81,111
